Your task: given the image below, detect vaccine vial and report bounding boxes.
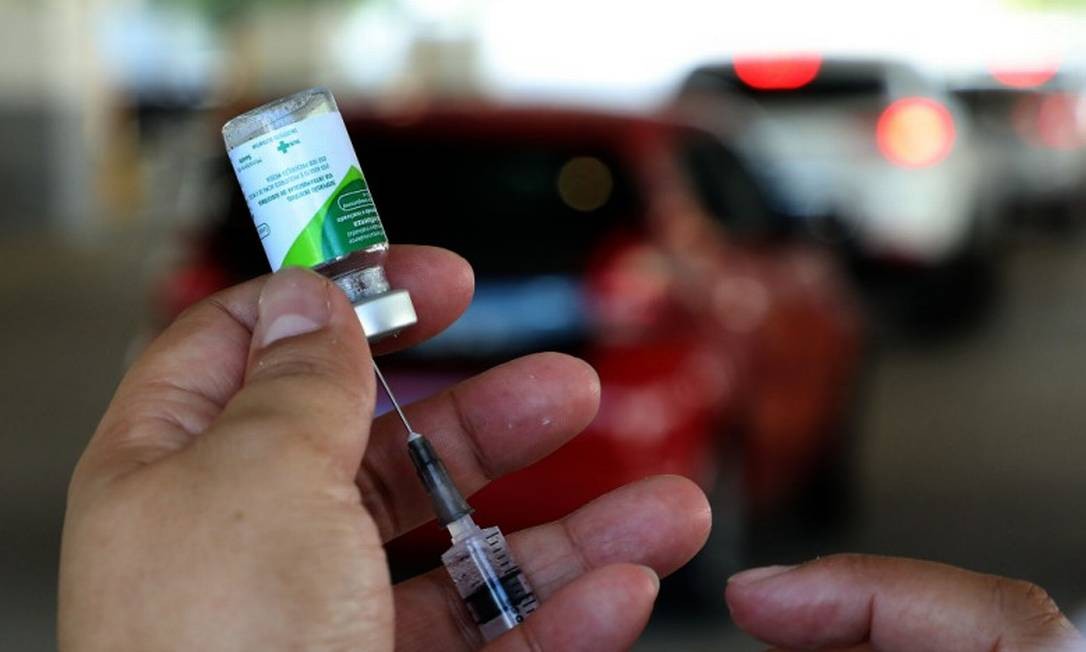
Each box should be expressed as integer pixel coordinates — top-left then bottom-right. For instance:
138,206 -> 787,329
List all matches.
222,87 -> 416,340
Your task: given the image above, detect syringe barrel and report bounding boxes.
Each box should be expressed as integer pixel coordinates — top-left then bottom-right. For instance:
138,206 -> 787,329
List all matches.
441,525 -> 539,641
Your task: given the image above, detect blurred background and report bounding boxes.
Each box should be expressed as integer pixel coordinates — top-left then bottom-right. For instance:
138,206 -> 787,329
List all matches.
5,0 -> 1086,649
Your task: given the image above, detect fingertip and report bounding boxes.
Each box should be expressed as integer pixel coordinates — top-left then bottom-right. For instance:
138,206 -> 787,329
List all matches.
246,267 -> 368,372
526,351 -> 602,424
571,475 -> 711,579
218,267 -> 375,469
728,565 -> 799,587
653,474 -> 713,552
723,559 -> 831,644
724,577 -> 767,636
387,243 -> 475,295
601,564 -> 662,610
446,352 -> 601,472
437,247 -> 476,301
636,564 -> 662,595
375,245 -> 475,355
578,562 -> 662,628
550,351 -> 602,401
723,562 -> 788,634
251,266 -> 369,353
584,563 -> 661,604
635,475 -> 713,574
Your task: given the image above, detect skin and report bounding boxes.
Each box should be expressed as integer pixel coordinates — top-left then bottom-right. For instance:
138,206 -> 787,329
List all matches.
57,243 -> 1084,651
58,246 -> 712,652
727,554 -> 1086,652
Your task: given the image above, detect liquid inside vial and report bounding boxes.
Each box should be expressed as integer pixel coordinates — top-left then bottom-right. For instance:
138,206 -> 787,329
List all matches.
316,250 -> 391,304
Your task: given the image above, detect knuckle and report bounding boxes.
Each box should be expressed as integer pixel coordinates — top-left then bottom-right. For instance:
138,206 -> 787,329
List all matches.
171,296 -> 213,325
253,348 -> 344,383
174,293 -> 238,331
252,355 -> 368,408
446,385 -> 495,478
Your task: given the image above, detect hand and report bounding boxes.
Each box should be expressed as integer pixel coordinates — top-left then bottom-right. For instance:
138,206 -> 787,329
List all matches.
726,554 -> 1084,651
58,246 -> 711,652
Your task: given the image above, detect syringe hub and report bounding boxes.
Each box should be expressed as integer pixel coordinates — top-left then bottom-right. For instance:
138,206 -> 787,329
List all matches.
407,435 -> 473,526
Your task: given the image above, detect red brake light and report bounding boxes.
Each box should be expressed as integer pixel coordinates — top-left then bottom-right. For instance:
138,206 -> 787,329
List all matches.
1014,93 -> 1084,151
989,55 -> 1061,89
876,98 -> 956,168
733,55 -> 822,91
991,67 -> 1059,89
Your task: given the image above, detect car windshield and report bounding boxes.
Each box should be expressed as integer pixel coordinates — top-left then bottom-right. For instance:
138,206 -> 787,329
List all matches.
678,134 -> 784,235
347,127 -> 642,277
330,124 -> 645,361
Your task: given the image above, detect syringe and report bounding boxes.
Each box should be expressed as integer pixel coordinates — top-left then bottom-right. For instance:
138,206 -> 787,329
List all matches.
374,363 -> 540,640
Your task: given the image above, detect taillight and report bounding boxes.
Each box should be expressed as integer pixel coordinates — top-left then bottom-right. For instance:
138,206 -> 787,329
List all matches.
989,55 -> 1061,89
991,66 -> 1059,89
876,97 -> 956,168
1014,93 -> 1085,151
733,55 -> 822,91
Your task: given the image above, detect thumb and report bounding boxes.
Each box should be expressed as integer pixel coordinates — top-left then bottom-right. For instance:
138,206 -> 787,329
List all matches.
215,267 -> 375,472
726,554 -> 1084,652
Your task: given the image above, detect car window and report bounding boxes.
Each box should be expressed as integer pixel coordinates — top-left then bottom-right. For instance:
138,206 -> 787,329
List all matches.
678,134 -> 783,238
346,129 -> 642,277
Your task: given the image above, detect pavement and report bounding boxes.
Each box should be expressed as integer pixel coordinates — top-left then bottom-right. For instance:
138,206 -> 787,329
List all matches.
5,232 -> 1086,650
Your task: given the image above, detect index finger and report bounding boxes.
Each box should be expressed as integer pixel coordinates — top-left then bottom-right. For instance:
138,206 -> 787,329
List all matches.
80,245 -> 473,479
725,554 -> 1084,652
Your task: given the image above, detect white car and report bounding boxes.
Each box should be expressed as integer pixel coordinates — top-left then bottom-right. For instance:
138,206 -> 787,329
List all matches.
676,57 -> 1005,271
953,72 -> 1086,231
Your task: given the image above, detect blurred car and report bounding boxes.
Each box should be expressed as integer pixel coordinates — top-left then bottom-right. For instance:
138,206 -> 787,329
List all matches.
952,71 -> 1086,232
676,56 -> 1006,325
153,102 -> 865,568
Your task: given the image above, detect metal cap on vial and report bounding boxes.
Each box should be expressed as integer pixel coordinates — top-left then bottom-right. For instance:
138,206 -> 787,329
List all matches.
353,289 -> 417,340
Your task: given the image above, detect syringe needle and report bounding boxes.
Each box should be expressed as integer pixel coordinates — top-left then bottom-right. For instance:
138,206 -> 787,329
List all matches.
376,361 -> 472,525
373,361 -> 417,440
372,366 -> 534,640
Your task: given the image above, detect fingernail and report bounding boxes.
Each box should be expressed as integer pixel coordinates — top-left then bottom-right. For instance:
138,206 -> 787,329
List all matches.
257,268 -> 331,347
638,565 -> 661,593
728,564 -> 798,586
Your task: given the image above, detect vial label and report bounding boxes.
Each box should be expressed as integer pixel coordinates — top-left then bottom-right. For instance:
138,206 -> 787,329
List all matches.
228,111 -> 388,271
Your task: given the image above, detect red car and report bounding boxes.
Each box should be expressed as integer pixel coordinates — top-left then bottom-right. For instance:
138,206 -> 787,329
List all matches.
155,103 -> 865,567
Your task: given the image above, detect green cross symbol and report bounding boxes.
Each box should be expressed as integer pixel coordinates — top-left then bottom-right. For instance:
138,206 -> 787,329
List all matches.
277,141 -> 291,154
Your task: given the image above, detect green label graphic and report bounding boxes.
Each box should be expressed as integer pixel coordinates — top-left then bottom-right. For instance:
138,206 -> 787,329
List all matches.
282,166 -> 388,267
